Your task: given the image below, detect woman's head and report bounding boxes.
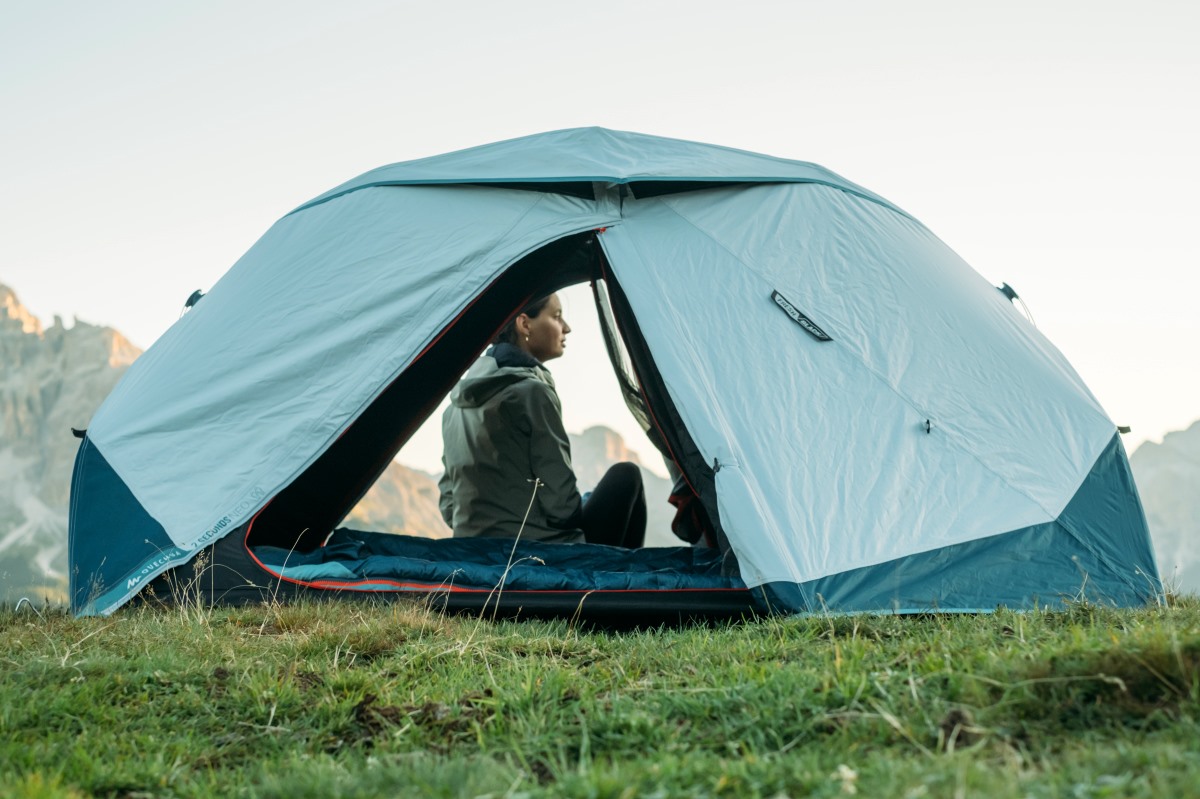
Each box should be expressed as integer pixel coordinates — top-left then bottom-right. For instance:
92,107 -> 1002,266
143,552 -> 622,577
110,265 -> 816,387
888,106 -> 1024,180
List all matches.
495,293 -> 571,362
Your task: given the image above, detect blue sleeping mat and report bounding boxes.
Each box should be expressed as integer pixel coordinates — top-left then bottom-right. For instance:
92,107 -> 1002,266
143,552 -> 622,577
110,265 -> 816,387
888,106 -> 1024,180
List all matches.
253,528 -> 745,592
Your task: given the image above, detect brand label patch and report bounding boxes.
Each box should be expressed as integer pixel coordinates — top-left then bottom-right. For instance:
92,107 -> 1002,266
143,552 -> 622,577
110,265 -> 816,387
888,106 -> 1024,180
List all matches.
771,290 -> 832,342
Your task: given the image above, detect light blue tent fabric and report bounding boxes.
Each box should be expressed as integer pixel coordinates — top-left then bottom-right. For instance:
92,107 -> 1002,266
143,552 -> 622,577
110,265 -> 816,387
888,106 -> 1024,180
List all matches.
599,182 -> 1114,588
69,127 -> 1159,616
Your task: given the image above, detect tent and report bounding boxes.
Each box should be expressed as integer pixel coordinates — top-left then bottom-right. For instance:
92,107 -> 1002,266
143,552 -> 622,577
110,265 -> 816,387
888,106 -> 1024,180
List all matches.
69,127 -> 1159,619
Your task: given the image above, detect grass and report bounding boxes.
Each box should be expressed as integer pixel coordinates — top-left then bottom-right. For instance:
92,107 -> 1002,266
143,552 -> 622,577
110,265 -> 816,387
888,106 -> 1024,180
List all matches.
1,596 -> 1198,798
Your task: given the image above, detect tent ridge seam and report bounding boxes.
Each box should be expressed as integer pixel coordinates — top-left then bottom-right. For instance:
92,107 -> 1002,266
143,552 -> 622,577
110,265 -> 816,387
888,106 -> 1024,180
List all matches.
287,177 -> 915,223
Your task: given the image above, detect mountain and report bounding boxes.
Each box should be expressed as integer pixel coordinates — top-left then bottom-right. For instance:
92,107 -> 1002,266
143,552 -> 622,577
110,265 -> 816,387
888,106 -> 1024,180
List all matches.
569,425 -> 678,547
342,462 -> 452,538
1,283 -> 141,604
1130,422 -> 1200,595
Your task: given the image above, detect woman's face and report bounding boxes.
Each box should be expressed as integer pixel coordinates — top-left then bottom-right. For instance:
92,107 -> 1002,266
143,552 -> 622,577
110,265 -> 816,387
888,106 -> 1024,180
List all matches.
520,293 -> 571,362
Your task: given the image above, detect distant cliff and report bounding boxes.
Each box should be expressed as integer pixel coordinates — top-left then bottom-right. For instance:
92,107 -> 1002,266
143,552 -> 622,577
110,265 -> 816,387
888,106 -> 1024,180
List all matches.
1130,422 -> 1200,595
568,425 -> 678,547
0,283 -> 141,603
342,461 -> 452,538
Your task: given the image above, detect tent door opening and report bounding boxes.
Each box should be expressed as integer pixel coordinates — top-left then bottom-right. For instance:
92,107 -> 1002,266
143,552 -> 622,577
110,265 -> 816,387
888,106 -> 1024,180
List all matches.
248,230 -> 605,552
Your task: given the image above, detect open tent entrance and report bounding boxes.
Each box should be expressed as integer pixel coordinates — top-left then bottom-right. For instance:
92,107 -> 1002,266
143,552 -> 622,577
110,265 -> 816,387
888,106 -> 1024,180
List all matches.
147,229 -> 756,623
252,231 -> 601,550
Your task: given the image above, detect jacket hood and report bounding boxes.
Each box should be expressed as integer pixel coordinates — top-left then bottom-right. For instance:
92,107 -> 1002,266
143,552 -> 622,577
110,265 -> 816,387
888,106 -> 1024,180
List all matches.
450,346 -> 556,408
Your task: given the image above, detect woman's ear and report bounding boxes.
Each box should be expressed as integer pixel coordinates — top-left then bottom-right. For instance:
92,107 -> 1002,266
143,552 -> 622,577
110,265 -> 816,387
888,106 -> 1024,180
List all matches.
514,313 -> 532,340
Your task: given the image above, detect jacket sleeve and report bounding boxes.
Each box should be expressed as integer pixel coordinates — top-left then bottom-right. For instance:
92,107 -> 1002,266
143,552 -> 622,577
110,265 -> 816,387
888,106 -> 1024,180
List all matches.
519,380 -> 583,531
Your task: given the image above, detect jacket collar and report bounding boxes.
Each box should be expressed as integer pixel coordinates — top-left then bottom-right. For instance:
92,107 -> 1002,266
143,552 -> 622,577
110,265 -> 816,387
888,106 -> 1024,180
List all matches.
488,342 -> 546,370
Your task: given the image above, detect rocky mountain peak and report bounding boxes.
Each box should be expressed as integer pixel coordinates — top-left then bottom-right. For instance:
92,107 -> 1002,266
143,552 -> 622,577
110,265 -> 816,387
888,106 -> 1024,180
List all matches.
571,425 -> 652,488
2,283 -> 43,335
575,425 -> 645,463
1,281 -> 144,602
1130,419 -> 1200,594
1131,421 -> 1200,468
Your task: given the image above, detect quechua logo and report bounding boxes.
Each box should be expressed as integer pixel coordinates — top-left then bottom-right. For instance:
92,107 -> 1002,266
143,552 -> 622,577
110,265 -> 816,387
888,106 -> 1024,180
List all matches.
771,290 -> 832,342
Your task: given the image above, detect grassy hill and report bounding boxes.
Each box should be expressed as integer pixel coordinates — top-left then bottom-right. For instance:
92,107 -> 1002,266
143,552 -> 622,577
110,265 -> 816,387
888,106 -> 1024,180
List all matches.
2,597 -> 1197,798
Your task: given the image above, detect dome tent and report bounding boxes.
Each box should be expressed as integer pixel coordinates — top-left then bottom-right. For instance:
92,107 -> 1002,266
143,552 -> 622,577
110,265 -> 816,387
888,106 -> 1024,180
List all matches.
69,127 -> 1159,618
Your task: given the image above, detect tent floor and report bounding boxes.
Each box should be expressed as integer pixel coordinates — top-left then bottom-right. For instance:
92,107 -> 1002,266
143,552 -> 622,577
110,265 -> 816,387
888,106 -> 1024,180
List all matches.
141,526 -> 759,629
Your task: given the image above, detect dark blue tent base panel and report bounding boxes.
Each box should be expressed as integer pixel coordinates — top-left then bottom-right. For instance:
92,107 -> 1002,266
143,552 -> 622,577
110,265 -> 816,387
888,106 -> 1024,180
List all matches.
141,527 -> 760,626
758,433 -> 1160,613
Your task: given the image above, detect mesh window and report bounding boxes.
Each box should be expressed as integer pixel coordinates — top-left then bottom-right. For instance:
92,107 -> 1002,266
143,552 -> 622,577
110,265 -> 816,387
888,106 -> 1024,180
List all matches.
591,277 -> 672,465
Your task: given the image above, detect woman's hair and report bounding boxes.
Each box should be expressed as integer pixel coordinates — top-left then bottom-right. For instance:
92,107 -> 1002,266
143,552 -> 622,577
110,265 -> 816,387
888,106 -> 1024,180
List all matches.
494,295 -> 552,345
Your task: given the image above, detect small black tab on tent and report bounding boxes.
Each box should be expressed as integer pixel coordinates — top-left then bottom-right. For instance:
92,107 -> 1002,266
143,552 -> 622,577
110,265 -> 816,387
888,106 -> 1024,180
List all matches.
770,290 -> 832,342
925,419 -> 932,434
71,427 -> 86,439
1118,425 -> 1131,434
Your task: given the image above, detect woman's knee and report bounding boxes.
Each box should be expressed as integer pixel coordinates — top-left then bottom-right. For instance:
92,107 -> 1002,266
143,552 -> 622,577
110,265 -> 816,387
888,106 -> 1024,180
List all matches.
607,461 -> 642,485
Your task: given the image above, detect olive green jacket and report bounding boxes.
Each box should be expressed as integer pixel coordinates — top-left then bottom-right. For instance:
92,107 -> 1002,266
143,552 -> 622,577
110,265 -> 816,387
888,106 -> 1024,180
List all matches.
438,348 -> 584,542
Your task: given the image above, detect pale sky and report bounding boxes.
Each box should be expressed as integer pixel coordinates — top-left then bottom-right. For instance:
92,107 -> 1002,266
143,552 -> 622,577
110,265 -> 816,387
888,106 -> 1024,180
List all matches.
3,1 -> 1197,474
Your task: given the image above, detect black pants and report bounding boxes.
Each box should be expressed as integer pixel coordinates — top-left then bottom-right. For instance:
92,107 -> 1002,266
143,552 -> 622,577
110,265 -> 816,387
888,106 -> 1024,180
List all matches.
580,462 -> 646,549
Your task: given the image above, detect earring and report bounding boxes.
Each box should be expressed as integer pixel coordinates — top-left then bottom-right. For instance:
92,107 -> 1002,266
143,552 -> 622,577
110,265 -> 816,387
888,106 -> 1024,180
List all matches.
525,334 -> 530,342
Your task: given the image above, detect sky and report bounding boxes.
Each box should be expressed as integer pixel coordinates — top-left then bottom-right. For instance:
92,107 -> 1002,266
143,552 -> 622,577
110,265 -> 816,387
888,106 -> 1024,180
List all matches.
2,0 -> 1198,475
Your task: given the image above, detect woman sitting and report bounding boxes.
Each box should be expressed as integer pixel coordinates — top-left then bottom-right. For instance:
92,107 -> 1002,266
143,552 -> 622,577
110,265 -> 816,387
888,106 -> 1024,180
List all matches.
438,293 -> 646,548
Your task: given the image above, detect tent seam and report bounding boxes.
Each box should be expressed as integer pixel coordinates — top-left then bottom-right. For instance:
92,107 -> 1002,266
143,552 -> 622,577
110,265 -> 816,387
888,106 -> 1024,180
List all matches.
287,177 -> 917,223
